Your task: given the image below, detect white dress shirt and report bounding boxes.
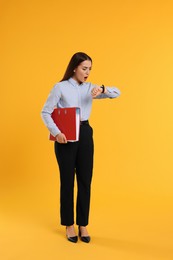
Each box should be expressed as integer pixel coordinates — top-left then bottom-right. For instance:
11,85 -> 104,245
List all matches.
41,78 -> 121,137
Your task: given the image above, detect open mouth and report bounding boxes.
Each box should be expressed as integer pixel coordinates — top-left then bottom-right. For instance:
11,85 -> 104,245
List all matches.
84,77 -> 88,81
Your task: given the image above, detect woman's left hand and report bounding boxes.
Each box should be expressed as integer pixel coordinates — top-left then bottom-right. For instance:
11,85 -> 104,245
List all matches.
91,86 -> 102,98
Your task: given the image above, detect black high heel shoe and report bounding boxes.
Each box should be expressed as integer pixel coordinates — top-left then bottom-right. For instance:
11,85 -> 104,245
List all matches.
78,226 -> 91,243
66,227 -> 78,243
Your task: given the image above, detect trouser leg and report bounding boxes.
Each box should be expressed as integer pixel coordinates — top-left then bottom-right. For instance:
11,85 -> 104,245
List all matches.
54,141 -> 78,226
76,124 -> 94,226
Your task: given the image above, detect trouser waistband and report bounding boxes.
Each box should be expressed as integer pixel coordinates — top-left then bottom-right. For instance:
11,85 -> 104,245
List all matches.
80,120 -> 89,125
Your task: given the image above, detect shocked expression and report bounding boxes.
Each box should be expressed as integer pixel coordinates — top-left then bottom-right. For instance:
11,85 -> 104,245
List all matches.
73,60 -> 92,84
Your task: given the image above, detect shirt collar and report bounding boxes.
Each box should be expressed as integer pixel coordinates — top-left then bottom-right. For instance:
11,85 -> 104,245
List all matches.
68,77 -> 83,87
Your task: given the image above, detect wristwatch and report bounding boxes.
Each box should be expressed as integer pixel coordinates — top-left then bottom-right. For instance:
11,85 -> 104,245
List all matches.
100,85 -> 105,93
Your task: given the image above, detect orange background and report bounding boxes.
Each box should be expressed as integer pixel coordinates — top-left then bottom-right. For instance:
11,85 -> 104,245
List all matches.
1,0 -> 173,259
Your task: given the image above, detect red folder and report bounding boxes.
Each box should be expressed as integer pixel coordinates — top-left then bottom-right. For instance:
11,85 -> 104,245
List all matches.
49,107 -> 80,141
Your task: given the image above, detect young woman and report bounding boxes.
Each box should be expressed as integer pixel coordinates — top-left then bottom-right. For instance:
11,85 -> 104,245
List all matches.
41,52 -> 120,243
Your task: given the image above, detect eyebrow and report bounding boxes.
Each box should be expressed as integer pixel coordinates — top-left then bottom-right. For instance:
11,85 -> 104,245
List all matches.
82,66 -> 92,69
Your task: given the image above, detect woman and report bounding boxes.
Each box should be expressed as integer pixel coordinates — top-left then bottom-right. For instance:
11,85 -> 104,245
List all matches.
41,52 -> 120,243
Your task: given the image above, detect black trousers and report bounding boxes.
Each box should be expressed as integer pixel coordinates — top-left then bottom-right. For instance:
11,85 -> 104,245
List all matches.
54,123 -> 94,226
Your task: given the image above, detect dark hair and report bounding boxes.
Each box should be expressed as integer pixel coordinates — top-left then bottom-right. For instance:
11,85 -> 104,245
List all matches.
60,52 -> 92,81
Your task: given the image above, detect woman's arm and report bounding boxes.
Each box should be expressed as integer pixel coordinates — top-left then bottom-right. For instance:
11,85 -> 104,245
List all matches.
91,85 -> 121,99
41,84 -> 62,137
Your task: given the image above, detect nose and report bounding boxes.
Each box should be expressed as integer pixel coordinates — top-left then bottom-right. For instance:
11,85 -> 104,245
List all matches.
86,69 -> 90,76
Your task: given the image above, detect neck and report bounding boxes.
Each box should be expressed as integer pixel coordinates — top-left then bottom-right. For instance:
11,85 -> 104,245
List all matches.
72,77 -> 82,85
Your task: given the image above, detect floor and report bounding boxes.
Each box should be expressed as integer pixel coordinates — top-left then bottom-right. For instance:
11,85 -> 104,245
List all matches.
1,192 -> 173,260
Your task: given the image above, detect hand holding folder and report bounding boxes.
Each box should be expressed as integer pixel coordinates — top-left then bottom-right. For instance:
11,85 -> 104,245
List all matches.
49,107 -> 80,141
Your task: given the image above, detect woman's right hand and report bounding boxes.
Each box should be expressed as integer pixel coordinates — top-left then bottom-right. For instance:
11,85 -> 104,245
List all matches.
55,133 -> 67,144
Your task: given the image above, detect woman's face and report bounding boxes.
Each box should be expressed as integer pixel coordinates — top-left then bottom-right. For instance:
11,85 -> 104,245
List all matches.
72,60 -> 92,84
